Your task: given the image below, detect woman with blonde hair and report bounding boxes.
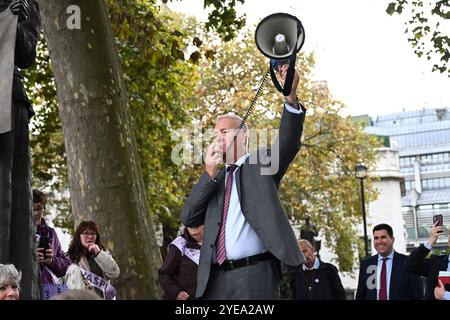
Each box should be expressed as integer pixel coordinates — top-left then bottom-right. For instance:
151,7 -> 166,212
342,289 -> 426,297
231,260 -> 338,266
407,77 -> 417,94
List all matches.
0,264 -> 21,300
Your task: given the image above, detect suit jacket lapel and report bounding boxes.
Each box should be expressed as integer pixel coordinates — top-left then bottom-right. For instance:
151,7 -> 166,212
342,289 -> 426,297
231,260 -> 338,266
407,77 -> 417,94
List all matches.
235,165 -> 242,207
390,252 -> 401,298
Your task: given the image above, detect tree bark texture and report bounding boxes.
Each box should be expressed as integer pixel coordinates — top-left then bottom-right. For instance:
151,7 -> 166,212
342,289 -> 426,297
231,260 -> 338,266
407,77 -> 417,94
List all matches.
38,0 -> 162,299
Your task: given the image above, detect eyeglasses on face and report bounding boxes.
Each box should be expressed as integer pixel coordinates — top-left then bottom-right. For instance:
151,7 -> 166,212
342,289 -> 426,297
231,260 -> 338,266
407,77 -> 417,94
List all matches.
81,232 -> 97,237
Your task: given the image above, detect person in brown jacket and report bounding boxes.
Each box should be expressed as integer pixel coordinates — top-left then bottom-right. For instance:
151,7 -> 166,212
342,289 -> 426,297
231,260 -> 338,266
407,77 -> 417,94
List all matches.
158,225 -> 204,300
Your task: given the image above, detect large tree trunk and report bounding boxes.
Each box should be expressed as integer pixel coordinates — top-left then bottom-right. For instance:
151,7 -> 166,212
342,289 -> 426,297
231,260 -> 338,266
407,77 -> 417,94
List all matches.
39,0 -> 162,299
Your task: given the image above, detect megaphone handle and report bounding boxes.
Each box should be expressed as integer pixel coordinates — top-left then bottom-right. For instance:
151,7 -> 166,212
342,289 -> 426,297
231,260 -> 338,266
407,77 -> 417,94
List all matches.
270,63 -> 284,93
283,55 -> 296,96
269,54 -> 296,96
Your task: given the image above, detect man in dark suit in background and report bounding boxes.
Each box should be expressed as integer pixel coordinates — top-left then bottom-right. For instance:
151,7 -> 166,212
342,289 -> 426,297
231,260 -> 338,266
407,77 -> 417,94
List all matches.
182,64 -> 306,299
406,223 -> 450,300
291,239 -> 346,300
356,224 -> 423,300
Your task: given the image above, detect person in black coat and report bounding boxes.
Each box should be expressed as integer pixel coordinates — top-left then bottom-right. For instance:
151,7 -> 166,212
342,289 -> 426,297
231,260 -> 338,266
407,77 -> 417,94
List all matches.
0,0 -> 41,300
158,225 -> 204,300
291,239 -> 346,300
356,224 -> 423,300
405,223 -> 450,300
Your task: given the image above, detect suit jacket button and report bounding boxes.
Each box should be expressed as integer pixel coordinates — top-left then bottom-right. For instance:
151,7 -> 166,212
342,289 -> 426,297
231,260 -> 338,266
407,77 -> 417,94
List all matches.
217,222 -> 221,226
210,244 -> 214,248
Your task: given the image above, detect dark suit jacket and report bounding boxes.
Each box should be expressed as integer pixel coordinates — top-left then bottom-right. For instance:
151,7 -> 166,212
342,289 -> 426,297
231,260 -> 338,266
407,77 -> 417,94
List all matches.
0,0 -> 41,117
182,106 -> 306,298
356,252 -> 423,300
405,244 -> 450,300
291,260 -> 346,300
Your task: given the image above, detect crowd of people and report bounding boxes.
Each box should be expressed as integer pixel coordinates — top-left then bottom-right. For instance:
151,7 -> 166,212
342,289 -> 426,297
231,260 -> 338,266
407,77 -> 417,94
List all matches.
156,222 -> 449,301
0,1 -> 447,301
0,189 -> 120,300
4,187 -> 449,301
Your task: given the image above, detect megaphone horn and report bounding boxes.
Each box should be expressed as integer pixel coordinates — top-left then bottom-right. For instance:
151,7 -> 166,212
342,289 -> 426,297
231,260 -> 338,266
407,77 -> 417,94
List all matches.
255,12 -> 305,60
255,13 -> 305,96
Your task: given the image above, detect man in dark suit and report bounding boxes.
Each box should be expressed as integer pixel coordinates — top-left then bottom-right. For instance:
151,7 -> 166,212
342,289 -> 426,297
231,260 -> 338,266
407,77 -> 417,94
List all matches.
291,239 -> 346,300
182,64 -> 306,299
405,223 -> 450,300
0,0 -> 41,300
356,224 -> 423,300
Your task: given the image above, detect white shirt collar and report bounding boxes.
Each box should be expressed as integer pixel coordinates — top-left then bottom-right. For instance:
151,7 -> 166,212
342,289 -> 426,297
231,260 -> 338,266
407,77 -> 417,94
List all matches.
226,153 -> 249,169
378,251 -> 395,262
302,257 -> 320,271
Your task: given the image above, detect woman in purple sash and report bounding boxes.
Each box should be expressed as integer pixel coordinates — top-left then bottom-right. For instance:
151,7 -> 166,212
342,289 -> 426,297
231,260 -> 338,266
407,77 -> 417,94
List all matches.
158,224 -> 204,300
63,221 -> 120,300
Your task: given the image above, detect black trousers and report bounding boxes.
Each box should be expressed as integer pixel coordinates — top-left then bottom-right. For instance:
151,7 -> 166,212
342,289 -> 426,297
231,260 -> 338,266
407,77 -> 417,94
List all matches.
0,100 -> 39,299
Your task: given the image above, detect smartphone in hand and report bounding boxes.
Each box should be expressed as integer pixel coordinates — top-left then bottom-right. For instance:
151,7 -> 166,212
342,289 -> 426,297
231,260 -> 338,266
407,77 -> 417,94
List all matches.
433,214 -> 444,228
38,236 -> 50,259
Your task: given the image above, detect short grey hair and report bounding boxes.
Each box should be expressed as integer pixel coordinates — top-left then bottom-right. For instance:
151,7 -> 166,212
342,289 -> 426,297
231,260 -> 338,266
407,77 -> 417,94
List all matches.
0,264 -> 21,289
217,113 -> 248,131
299,239 -> 314,251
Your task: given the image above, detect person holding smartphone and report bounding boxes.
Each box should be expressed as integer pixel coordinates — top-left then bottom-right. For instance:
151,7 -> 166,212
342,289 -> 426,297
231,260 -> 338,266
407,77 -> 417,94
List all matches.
33,189 -> 70,298
405,220 -> 450,300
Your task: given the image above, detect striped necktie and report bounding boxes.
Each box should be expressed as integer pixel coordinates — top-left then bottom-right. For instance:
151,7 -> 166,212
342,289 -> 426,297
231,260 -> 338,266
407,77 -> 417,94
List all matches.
215,164 -> 238,265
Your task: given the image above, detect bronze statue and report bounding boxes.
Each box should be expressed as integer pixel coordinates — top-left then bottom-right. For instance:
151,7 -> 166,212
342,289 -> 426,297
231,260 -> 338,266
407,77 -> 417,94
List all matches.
0,0 -> 41,299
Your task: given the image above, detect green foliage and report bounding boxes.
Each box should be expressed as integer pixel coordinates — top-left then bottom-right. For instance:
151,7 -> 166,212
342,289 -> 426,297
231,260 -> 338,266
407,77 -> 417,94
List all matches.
387,0 -> 450,75
280,275 -> 293,300
27,1 -> 381,272
432,247 -> 450,255
106,0 -> 199,233
24,36 -> 73,232
166,0 -> 246,41
26,1 -> 201,241
203,0 -> 246,41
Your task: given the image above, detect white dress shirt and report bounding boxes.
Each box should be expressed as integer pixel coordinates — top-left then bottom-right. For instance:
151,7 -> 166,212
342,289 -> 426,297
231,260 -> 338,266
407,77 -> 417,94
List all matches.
215,103 -> 304,261
302,257 -> 320,271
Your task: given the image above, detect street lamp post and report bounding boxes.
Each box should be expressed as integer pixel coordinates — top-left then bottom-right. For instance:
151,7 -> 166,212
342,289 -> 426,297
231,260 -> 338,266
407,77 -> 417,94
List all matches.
355,163 -> 369,258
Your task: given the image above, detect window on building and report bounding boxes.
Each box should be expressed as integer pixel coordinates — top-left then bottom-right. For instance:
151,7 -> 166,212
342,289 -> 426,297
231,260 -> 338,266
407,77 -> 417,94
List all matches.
417,227 -> 429,238
421,178 -> 450,191
406,228 -> 416,240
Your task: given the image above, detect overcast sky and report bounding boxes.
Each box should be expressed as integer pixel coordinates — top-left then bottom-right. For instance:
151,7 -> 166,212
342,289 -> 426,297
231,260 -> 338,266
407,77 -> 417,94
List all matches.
166,0 -> 450,117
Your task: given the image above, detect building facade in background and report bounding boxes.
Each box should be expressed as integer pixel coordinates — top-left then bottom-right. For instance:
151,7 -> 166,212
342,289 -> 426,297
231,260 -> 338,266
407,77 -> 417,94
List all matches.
365,108 -> 450,251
